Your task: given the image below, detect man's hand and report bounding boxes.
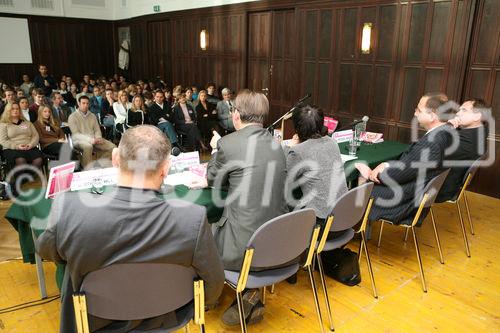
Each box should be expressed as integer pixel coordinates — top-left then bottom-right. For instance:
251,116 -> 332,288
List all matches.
210,131 -> 221,150
18,144 -> 28,150
94,138 -> 103,145
369,163 -> 387,184
44,79 -> 50,87
288,134 -> 300,147
448,117 -> 461,129
355,163 -> 372,180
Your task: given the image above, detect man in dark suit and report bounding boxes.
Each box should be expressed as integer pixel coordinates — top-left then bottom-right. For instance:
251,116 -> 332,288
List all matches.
51,92 -> 72,132
436,98 -> 490,202
33,64 -> 57,97
28,88 -> 46,121
148,90 -> 179,147
356,93 -> 456,224
206,89 -> 287,325
36,125 -> 224,333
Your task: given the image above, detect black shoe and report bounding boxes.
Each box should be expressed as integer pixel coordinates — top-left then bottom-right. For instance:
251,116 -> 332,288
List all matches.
221,289 -> 260,326
286,273 -> 297,284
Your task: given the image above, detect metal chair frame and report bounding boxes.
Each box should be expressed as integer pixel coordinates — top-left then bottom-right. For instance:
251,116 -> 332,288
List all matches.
315,197 -> 377,331
225,225 -> 323,333
72,268 -> 206,333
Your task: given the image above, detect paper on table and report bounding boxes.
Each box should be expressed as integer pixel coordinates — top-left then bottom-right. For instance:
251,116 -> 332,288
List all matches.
164,171 -> 204,186
71,167 -> 118,191
341,154 -> 358,163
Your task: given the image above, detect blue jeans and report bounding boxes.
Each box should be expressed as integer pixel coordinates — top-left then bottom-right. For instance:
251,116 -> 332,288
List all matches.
157,121 -> 178,145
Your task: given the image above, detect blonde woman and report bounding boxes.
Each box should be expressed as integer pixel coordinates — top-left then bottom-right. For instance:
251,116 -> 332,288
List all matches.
34,105 -> 66,156
126,95 -> 150,128
0,102 -> 43,170
112,90 -> 131,133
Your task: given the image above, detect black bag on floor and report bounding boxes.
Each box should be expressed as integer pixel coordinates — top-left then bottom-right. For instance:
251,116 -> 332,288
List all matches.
320,247 -> 361,286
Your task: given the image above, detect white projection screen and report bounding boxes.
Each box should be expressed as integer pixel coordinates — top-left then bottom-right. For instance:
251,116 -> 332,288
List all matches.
0,17 -> 33,64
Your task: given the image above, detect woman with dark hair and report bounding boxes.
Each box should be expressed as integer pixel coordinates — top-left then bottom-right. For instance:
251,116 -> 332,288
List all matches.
172,93 -> 206,151
285,105 -> 348,226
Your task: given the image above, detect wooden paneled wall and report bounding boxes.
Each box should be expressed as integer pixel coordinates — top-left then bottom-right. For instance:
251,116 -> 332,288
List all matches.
0,14 -> 115,85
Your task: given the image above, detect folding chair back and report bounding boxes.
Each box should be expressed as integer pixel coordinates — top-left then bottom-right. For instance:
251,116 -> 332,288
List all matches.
79,263 -> 196,320
247,209 -> 317,268
327,182 -> 374,232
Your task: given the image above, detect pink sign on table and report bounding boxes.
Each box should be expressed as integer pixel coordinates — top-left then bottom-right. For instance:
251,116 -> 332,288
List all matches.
45,162 -> 76,199
324,117 -> 339,133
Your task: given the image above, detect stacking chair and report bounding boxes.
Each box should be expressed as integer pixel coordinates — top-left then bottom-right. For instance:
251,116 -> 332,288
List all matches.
315,182 -> 376,331
436,157 -> 482,257
72,263 -> 206,333
224,209 -> 324,333
376,169 -> 450,292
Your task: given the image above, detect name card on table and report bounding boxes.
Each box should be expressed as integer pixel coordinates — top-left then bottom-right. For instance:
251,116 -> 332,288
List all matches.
45,161 -> 76,199
332,129 -> 353,143
170,151 -> 200,172
71,167 -> 118,191
360,131 -> 384,143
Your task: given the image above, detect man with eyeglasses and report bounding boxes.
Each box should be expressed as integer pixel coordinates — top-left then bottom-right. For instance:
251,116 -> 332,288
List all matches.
435,98 -> 490,202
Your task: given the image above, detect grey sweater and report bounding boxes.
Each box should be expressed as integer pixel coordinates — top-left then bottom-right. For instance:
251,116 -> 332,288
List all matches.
284,136 -> 348,219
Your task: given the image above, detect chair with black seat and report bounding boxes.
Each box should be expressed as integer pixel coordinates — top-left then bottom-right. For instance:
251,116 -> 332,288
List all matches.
224,209 -> 324,333
376,169 -> 450,292
72,263 -> 206,333
435,157 -> 483,257
314,182 -> 376,331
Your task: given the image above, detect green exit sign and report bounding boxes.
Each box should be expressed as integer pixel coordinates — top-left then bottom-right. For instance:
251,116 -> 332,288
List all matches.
153,5 -> 160,12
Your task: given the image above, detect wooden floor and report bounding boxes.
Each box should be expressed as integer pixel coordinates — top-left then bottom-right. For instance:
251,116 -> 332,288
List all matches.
0,191 -> 499,332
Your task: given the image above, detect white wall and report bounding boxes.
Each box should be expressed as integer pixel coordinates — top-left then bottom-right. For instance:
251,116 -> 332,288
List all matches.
0,0 -> 259,20
115,0 -> 259,20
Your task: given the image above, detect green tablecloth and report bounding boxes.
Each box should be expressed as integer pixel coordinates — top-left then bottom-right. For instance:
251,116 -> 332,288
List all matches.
338,140 -> 409,183
5,185 -> 225,265
4,140 -> 407,289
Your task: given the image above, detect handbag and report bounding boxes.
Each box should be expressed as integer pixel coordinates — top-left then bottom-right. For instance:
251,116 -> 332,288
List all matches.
320,247 -> 361,286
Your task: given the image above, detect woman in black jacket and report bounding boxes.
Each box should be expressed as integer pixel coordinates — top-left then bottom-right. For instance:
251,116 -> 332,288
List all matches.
195,89 -> 219,142
172,93 -> 206,151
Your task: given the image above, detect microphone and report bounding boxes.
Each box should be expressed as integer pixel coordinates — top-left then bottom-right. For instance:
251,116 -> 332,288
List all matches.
171,146 -> 181,157
336,116 -> 369,131
298,93 -> 311,104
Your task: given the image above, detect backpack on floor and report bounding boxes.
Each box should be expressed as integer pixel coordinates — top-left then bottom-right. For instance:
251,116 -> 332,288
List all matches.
320,247 -> 361,286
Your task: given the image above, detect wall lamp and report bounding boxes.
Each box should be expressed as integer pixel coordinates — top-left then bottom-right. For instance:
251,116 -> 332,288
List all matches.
361,23 -> 372,54
200,30 -> 208,50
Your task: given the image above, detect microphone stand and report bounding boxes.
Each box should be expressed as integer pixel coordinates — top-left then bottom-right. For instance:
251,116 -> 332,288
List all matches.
267,95 -> 310,134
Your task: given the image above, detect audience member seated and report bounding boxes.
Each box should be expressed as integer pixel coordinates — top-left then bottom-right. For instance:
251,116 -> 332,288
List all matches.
112,89 -> 131,134
355,93 -> 456,224
191,85 -> 199,101
33,64 -> 57,97
89,85 -> 105,119
35,125 -> 224,333
195,89 -> 219,142
51,92 -> 72,132
0,102 -> 43,183
68,96 -> 116,169
28,88 -> 46,121
185,87 -> 196,109
19,97 -> 36,122
0,87 -> 16,115
148,89 -> 178,147
34,105 -> 68,157
205,89 -> 287,325
172,93 -> 205,151
75,84 -> 91,102
20,74 -> 34,97
436,98 -> 490,202
66,83 -> 78,108
285,105 -> 348,229
126,95 -> 150,128
217,87 -> 236,133
206,82 -> 220,104
15,88 -> 24,99
101,88 -> 116,139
